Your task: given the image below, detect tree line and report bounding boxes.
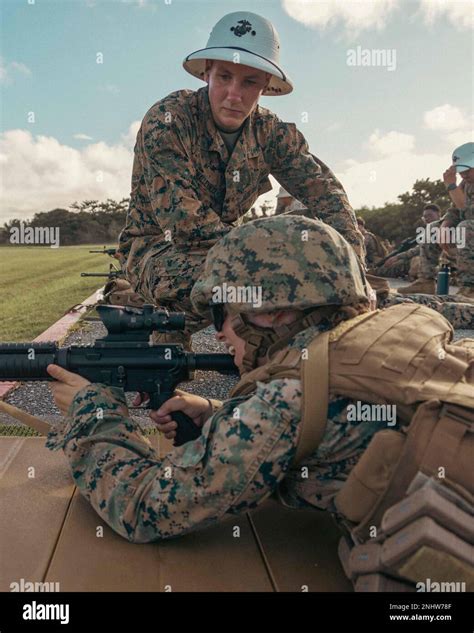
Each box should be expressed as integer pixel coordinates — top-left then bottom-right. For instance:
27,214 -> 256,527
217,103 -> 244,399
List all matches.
356,178 -> 451,244
0,179 -> 451,247
0,199 -> 129,246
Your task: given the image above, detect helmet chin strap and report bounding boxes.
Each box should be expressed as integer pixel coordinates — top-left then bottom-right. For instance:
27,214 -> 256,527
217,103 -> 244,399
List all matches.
230,307 -> 337,372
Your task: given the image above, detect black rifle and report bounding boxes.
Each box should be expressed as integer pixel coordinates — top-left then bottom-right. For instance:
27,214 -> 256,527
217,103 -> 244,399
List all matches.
81,261 -> 122,280
0,305 -> 238,446
89,248 -> 117,257
376,236 -> 417,268
81,270 -> 121,279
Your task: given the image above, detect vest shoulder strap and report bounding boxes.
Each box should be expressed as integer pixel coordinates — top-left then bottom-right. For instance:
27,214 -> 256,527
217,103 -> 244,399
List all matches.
294,311 -> 380,465
294,330 -> 330,465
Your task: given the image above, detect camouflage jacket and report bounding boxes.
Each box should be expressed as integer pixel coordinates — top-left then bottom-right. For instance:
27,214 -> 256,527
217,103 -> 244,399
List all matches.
46,325 -> 388,543
391,244 -> 419,263
118,86 -> 364,287
445,181 -> 474,224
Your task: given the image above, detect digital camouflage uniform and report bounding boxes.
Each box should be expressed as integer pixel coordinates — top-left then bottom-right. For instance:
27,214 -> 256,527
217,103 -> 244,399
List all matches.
47,217 -> 378,542
45,339 -> 389,542
444,181 -> 474,288
373,250 -> 414,278
118,86 -> 364,340
417,219 -> 443,280
373,220 -> 452,281
373,240 -> 438,279
46,216 -> 473,545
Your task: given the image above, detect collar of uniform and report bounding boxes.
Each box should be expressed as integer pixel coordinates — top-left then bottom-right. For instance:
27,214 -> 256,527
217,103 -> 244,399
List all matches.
198,86 -> 261,160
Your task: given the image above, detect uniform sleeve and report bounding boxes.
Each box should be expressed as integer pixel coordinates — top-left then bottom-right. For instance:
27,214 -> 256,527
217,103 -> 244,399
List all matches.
445,181 -> 471,224
270,122 -> 365,260
121,115 -> 231,253
46,379 -> 302,543
395,244 -> 419,262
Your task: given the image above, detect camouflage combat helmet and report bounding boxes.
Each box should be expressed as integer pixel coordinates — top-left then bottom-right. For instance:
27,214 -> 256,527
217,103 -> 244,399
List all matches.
191,216 -> 369,371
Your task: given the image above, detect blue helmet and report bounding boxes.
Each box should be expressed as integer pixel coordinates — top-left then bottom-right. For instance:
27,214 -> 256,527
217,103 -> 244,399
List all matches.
452,142 -> 474,173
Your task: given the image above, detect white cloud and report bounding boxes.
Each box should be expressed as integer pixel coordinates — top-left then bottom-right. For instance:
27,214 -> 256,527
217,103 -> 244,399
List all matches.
282,0 -> 473,36
0,123 -> 140,221
337,148 -> 449,208
282,0 -> 400,37
102,83 -> 120,95
366,129 -> 415,157
336,128 -> 454,207
1,119 -> 276,221
445,129 -> 473,147
10,62 -> 32,76
121,0 -> 148,7
121,120 -> 141,149
0,58 -> 32,84
327,122 -> 343,133
73,133 -> 93,141
1,117 -> 466,222
418,0 -> 474,30
89,0 -> 149,6
423,104 -> 473,148
0,59 -> 7,83
424,104 -> 469,132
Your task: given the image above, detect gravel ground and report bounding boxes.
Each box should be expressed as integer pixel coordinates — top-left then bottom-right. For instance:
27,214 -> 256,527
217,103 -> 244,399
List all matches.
2,281 -> 473,429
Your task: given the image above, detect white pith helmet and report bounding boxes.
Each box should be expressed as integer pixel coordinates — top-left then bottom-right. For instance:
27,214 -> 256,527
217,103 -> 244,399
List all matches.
183,12 -> 293,96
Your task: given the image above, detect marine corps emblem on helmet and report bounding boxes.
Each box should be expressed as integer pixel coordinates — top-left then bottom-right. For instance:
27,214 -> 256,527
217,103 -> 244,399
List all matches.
452,142 -> 474,172
230,20 -> 256,37
183,12 -> 292,95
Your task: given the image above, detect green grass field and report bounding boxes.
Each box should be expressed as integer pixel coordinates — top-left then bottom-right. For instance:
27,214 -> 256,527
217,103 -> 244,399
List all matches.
0,245 -> 117,341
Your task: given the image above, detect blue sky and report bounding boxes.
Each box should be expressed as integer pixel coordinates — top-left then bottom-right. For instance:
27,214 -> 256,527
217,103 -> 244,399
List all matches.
1,0 -> 472,221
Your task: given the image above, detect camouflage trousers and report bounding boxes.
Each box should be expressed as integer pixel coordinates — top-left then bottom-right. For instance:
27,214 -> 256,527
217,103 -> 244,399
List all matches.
418,219 -> 474,286
138,246 -> 212,348
381,292 -> 474,329
455,219 -> 474,286
418,240 -> 442,280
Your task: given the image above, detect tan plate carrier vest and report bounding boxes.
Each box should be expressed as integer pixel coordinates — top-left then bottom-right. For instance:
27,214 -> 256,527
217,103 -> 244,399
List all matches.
230,303 -> 474,540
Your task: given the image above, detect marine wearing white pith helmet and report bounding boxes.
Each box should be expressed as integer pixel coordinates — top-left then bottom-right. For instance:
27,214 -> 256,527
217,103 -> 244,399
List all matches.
183,12 -> 293,96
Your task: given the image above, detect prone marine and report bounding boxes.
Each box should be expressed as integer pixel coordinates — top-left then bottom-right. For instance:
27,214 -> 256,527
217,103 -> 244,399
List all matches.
46,215 -> 474,591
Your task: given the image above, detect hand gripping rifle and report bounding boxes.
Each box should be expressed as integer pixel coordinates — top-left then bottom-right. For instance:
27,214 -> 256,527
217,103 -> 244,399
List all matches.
0,305 -> 238,446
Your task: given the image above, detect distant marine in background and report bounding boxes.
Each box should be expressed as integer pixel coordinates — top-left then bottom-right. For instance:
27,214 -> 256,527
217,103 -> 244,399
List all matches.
369,204 -> 442,280
274,186 -> 307,216
356,217 -> 389,267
